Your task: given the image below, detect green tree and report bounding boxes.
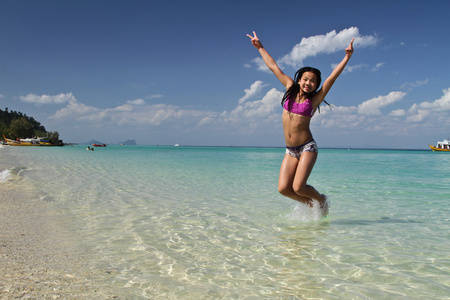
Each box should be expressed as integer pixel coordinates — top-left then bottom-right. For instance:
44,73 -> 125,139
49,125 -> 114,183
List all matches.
1,108 -> 62,144
9,118 -> 35,138
47,131 -> 60,145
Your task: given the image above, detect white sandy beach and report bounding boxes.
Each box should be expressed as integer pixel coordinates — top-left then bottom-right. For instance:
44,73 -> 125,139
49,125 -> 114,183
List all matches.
0,181 -> 114,299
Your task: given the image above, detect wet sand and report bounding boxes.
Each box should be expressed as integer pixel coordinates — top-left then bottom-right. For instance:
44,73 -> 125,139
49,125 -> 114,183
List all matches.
0,182 -> 114,299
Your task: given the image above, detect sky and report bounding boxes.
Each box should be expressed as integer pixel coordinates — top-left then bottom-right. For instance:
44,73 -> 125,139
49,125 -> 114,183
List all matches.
1,0 -> 449,148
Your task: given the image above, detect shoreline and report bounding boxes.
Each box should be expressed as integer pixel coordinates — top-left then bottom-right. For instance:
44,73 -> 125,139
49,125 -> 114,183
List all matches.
0,181 -> 111,299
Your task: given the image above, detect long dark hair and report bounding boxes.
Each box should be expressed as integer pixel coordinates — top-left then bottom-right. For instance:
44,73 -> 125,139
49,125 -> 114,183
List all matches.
281,67 -> 330,111
282,67 -> 321,106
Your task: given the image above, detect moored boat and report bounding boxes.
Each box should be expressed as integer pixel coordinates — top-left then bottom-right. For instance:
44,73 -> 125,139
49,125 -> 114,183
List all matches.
429,139 -> 450,152
3,135 -> 61,146
92,143 -> 107,147
19,137 -> 52,145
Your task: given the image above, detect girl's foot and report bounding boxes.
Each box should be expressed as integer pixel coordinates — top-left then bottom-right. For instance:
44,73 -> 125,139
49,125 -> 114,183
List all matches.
320,194 -> 329,217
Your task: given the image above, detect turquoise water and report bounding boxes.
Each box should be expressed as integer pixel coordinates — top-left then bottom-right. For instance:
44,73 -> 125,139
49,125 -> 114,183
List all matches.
1,145 -> 449,298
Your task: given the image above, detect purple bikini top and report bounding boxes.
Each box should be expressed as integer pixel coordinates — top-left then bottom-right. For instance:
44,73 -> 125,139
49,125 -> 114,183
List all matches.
283,97 -> 315,117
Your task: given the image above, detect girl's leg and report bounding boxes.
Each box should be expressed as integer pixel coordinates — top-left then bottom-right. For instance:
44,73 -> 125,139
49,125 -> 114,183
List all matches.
278,154 -> 313,206
292,151 -> 327,206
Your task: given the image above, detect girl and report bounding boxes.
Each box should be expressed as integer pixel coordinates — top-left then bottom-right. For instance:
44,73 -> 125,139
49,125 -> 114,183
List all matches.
247,31 -> 354,212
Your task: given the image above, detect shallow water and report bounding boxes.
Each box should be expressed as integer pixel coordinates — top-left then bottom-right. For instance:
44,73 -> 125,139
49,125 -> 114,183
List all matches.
1,145 -> 449,298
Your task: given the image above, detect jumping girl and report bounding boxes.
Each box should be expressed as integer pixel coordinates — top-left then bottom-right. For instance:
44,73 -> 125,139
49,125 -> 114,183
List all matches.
247,31 -> 354,212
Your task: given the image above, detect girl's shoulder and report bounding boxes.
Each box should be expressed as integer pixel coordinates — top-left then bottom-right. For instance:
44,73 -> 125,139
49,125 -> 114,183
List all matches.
284,77 -> 295,89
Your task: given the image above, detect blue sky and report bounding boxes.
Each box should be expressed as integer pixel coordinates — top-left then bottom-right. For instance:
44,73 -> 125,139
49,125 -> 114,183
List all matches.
1,0 -> 449,148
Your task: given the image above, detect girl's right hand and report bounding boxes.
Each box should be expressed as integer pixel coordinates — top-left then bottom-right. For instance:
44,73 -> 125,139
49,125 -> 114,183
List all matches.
247,31 -> 263,49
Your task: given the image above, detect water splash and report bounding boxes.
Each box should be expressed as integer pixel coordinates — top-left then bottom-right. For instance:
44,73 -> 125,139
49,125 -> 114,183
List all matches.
0,166 -> 26,183
0,169 -> 12,182
285,198 -> 330,222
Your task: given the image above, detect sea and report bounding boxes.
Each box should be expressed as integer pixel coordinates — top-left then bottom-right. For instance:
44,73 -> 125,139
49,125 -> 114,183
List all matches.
1,145 -> 449,299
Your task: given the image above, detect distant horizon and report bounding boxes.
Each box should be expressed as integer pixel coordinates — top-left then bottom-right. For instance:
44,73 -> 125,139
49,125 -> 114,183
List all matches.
72,140 -> 433,151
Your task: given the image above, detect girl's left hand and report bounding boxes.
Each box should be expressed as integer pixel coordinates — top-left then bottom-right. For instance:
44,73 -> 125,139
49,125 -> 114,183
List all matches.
345,38 -> 355,57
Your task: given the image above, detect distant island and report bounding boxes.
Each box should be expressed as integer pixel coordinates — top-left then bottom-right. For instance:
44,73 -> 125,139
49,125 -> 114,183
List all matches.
120,139 -> 137,145
87,139 -> 106,145
86,139 -> 137,145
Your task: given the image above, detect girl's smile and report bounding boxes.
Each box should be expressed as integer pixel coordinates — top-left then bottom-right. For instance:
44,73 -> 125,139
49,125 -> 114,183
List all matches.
299,71 -> 318,94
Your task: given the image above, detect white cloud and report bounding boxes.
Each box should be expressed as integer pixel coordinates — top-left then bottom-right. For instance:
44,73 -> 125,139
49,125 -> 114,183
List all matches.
330,62 -> 383,73
344,63 -> 367,73
277,27 -> 378,69
51,99 -> 100,121
127,99 -> 145,105
311,88 -> 450,140
252,57 -> 271,73
233,87 -> 282,119
332,63 -> 368,73
372,62 -> 385,72
146,94 -> 163,99
19,92 -> 76,105
389,109 -> 407,117
44,83 -> 283,144
357,91 -> 406,115
44,85 -> 449,147
239,80 -> 267,104
406,109 -> 430,123
112,104 -> 134,112
418,88 -> 450,111
198,83 -> 283,132
50,95 -> 215,127
400,79 -> 429,91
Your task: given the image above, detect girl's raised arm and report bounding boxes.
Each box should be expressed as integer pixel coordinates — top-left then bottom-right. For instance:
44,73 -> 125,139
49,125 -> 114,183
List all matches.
314,38 -> 354,104
247,31 -> 293,88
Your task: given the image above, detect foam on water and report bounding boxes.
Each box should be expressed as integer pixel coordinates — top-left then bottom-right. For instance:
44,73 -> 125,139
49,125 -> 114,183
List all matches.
0,166 -> 26,183
0,169 -> 11,182
285,198 -> 330,222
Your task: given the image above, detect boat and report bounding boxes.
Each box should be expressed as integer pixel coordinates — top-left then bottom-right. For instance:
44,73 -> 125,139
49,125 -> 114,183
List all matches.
19,137 -> 52,145
3,135 -> 60,146
92,143 -> 107,147
429,139 -> 450,152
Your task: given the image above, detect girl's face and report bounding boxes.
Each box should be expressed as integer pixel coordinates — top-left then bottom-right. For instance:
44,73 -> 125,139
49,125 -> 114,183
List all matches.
298,71 -> 318,94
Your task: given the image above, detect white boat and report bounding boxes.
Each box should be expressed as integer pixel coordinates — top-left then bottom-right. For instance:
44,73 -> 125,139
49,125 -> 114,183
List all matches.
429,139 -> 450,152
